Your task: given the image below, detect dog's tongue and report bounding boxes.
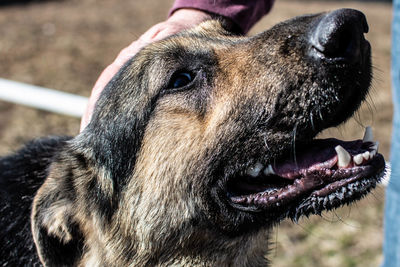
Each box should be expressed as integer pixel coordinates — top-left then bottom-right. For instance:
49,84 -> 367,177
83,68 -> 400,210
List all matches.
271,138 -> 366,179
245,127 -> 378,181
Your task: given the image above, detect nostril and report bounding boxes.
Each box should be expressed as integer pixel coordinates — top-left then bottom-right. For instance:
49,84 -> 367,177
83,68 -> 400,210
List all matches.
316,25 -> 357,58
310,9 -> 369,62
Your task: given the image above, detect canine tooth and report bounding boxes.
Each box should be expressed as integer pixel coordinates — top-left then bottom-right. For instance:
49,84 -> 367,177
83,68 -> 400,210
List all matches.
371,141 -> 379,152
263,164 -> 275,175
246,162 -> 264,177
362,151 -> 371,160
335,145 -> 351,168
353,154 -> 364,165
363,126 -> 374,142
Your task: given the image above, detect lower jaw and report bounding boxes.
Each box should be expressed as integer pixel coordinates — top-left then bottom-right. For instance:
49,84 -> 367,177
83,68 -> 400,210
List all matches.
289,174 -> 382,221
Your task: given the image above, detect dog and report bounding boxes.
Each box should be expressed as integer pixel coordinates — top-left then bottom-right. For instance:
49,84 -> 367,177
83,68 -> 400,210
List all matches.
0,8 -> 386,266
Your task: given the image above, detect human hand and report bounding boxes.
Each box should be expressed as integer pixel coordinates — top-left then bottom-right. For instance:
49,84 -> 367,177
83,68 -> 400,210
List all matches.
80,9 -> 213,131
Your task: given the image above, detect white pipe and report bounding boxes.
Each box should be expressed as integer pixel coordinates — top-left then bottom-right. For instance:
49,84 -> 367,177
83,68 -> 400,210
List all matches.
0,78 -> 88,118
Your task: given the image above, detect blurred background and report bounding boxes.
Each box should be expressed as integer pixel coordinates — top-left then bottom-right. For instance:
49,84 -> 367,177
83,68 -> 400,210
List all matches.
0,0 -> 392,266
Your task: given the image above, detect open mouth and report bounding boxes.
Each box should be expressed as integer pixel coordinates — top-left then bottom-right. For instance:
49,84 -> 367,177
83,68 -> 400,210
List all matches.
227,127 -> 386,218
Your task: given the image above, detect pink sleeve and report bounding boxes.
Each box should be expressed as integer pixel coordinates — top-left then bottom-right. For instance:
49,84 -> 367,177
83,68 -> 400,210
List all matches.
169,0 -> 275,34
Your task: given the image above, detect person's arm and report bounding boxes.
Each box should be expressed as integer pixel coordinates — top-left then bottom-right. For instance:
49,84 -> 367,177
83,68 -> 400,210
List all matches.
169,0 -> 275,34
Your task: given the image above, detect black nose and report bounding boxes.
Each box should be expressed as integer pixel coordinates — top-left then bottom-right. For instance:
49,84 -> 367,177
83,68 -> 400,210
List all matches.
310,9 -> 369,62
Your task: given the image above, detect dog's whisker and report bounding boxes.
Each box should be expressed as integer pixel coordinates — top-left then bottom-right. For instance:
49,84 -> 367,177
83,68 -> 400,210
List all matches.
310,108 -> 316,132
318,107 -> 324,122
263,134 -> 270,150
272,228 -> 279,257
353,110 -> 364,128
332,210 -> 346,223
291,123 -> 298,168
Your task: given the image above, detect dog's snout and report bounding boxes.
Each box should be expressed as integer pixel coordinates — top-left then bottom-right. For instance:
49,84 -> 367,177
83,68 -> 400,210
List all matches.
310,9 -> 369,63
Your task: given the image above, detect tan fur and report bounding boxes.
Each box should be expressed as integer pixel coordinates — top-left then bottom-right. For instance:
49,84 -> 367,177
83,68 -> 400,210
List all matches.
30,20 -> 306,266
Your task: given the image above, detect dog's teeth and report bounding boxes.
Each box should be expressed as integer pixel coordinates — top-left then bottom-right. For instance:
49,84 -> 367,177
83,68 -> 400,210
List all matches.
246,162 -> 264,177
362,151 -> 371,161
263,164 -> 275,176
353,140 -> 379,165
363,126 -> 374,143
353,154 -> 363,165
335,145 -> 351,168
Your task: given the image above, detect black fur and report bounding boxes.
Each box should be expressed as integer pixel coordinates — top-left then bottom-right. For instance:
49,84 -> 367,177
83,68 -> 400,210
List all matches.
0,10 -> 382,266
0,136 -> 71,266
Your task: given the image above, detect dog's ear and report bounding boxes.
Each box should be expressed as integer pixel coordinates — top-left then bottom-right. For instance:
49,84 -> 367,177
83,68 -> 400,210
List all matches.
31,160 -> 84,266
196,20 -> 238,36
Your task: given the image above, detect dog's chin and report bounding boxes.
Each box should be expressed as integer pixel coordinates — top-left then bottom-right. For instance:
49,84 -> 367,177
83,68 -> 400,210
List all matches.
223,129 -> 386,223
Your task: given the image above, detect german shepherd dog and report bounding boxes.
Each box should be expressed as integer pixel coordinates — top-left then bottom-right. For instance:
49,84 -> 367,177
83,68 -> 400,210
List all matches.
0,9 -> 386,266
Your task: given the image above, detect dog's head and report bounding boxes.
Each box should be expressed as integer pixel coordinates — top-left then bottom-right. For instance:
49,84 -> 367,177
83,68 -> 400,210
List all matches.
31,9 -> 385,266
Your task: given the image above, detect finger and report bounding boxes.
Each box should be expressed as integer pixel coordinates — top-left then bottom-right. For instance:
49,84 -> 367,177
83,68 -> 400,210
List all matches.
139,22 -> 165,40
80,62 -> 121,131
81,39 -> 148,131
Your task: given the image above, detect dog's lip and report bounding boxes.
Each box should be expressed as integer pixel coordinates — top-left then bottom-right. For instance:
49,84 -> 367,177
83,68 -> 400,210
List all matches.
226,135 -> 385,213
229,156 -> 384,210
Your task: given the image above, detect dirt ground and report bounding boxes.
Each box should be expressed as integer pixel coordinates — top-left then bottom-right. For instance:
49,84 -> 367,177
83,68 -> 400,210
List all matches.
0,0 -> 392,266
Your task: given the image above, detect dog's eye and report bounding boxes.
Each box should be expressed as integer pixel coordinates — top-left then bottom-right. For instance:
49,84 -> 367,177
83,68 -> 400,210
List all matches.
169,72 -> 193,89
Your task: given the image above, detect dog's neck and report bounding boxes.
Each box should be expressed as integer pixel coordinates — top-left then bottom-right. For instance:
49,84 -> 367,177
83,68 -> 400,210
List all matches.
168,230 -> 271,267
81,225 -> 271,266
